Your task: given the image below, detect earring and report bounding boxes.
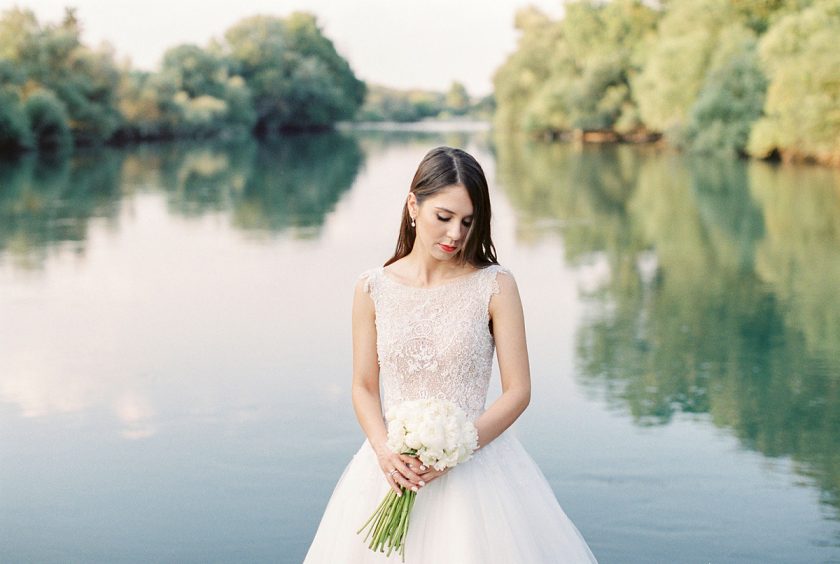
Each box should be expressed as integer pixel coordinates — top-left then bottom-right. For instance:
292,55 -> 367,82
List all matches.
410,216 -> 416,227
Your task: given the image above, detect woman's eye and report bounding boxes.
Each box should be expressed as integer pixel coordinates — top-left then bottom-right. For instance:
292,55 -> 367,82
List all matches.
437,215 -> 472,227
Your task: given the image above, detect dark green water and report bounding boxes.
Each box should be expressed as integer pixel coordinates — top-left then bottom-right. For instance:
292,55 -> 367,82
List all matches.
1,128 -> 838,563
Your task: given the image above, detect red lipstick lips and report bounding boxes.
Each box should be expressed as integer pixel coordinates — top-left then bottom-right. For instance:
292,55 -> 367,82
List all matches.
439,244 -> 457,253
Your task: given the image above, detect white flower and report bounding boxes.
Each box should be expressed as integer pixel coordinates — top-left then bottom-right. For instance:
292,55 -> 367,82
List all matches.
384,398 -> 477,472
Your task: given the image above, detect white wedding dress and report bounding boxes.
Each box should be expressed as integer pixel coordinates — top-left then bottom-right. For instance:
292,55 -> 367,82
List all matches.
303,264 -> 598,563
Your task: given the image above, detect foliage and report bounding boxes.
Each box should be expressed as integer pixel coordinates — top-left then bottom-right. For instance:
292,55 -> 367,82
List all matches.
445,82 -> 470,116
492,7 -> 565,134
0,58 -> 32,151
747,0 -> 840,164
0,8 -> 366,151
493,0 -> 839,165
0,7 -> 120,146
24,88 -> 72,151
632,0 -> 737,137
355,81 -> 487,122
494,1 -> 658,137
682,30 -> 768,156
356,85 -> 445,122
224,12 -> 365,133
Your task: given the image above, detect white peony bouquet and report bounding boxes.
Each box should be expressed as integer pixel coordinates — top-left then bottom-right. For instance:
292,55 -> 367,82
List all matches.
357,398 -> 479,561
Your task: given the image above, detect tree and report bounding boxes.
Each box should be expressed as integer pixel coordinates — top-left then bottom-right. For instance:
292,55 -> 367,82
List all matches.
445,82 -> 470,115
493,1 -> 658,137
223,12 -> 365,133
25,88 -> 72,150
748,0 -> 840,164
0,7 -> 121,145
632,0 -> 737,137
682,28 -> 768,156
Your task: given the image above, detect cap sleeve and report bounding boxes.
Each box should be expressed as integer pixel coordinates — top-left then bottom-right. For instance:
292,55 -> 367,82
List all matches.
488,264 -> 514,296
357,267 -> 380,299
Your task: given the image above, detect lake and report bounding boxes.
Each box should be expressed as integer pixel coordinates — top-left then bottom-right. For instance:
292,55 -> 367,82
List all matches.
1,125 -> 839,563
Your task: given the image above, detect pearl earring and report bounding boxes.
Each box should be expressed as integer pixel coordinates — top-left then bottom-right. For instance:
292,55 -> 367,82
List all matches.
410,216 -> 415,227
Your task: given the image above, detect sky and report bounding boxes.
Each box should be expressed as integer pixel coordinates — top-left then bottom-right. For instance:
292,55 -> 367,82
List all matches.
4,0 -> 565,97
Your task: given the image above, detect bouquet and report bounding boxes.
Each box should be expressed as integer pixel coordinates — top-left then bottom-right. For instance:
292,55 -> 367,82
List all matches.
357,398 -> 479,561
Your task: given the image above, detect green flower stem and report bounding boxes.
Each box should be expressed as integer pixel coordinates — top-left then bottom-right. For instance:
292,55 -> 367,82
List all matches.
368,491 -> 394,549
365,493 -> 391,545
387,493 -> 406,547
400,491 -> 416,561
386,496 -> 404,556
357,491 -> 391,537
389,489 -> 412,556
375,490 -> 402,551
398,491 -> 413,543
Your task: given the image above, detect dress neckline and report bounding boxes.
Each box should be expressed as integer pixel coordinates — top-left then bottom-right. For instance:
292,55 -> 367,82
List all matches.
380,264 -> 488,291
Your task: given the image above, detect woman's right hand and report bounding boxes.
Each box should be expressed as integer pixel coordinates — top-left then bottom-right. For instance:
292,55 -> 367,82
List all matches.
376,450 -> 429,495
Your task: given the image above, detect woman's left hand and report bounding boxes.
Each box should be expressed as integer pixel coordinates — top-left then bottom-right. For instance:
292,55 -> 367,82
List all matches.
414,465 -> 450,486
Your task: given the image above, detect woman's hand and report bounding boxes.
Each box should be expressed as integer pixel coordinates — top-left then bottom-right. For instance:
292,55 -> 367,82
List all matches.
376,451 -> 431,495
414,465 -> 450,486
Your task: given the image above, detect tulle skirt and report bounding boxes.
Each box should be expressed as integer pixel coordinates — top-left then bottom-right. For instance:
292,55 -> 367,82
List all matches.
303,429 -> 599,563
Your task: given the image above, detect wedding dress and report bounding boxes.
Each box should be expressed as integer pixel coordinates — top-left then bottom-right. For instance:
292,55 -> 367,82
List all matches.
303,264 -> 598,563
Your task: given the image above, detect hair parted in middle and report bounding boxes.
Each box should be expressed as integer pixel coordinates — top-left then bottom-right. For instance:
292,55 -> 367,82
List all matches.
384,146 -> 498,269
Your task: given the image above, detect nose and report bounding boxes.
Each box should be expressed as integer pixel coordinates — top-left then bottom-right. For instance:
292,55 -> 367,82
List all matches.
447,222 -> 463,242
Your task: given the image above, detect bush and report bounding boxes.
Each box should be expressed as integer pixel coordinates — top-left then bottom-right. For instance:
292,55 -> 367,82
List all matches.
25,88 -> 72,151
748,0 -> 840,164
683,39 -> 768,156
0,88 -> 33,152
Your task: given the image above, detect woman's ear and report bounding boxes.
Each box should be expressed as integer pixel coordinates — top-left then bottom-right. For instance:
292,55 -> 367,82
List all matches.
407,193 -> 417,218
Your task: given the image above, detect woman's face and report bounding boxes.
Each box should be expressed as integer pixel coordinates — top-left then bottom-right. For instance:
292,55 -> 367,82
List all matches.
408,184 -> 474,260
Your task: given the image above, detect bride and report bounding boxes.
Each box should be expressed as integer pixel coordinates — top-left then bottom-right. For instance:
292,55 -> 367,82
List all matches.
303,146 -> 599,563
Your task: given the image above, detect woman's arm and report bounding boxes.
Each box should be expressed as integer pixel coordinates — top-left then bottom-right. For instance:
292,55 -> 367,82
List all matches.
474,271 -> 532,449
350,276 -> 388,453
350,277 -> 425,494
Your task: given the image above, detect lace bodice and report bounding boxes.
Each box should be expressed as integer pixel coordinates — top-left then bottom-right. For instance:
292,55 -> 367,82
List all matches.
358,263 -> 512,422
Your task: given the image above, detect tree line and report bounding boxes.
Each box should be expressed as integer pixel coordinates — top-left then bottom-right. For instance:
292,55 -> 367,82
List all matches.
0,7 -> 365,152
356,82 -> 494,122
493,0 -> 840,165
0,7 -> 494,155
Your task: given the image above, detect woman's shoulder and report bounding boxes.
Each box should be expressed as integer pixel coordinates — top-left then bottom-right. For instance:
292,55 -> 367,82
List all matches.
482,263 -> 515,294
355,265 -> 384,295
480,262 -> 512,274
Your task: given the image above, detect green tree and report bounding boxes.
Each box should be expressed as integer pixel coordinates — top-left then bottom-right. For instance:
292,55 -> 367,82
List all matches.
632,0 -> 737,137
159,43 -> 256,137
747,0 -> 840,165
494,1 -> 658,137
0,88 -> 32,152
0,7 -> 121,145
161,44 -> 229,99
223,12 -> 365,133
492,7 -> 564,133
683,31 -> 768,156
0,60 -> 32,151
24,88 -> 72,151
445,81 -> 470,116
355,85 -> 445,122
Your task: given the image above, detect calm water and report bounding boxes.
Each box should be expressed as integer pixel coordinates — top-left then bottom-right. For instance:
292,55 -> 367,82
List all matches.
1,127 -> 839,563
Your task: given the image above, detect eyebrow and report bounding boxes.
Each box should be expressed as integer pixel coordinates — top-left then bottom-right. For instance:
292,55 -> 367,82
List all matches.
435,206 -> 473,218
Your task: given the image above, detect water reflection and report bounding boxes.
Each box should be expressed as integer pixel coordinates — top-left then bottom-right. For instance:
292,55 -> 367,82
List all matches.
493,135 -> 840,521
0,151 -> 122,269
132,134 -> 364,235
0,132 -> 364,270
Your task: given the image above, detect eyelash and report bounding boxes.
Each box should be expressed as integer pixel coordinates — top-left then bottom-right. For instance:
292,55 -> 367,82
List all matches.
437,215 -> 472,227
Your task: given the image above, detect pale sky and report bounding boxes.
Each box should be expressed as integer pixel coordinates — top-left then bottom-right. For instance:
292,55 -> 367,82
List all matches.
4,0 -> 564,97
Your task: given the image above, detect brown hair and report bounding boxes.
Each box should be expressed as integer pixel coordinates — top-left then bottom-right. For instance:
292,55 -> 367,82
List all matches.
384,146 -> 498,268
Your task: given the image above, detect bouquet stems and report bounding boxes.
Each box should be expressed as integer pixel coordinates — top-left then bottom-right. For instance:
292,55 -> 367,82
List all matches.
357,486 -> 418,562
